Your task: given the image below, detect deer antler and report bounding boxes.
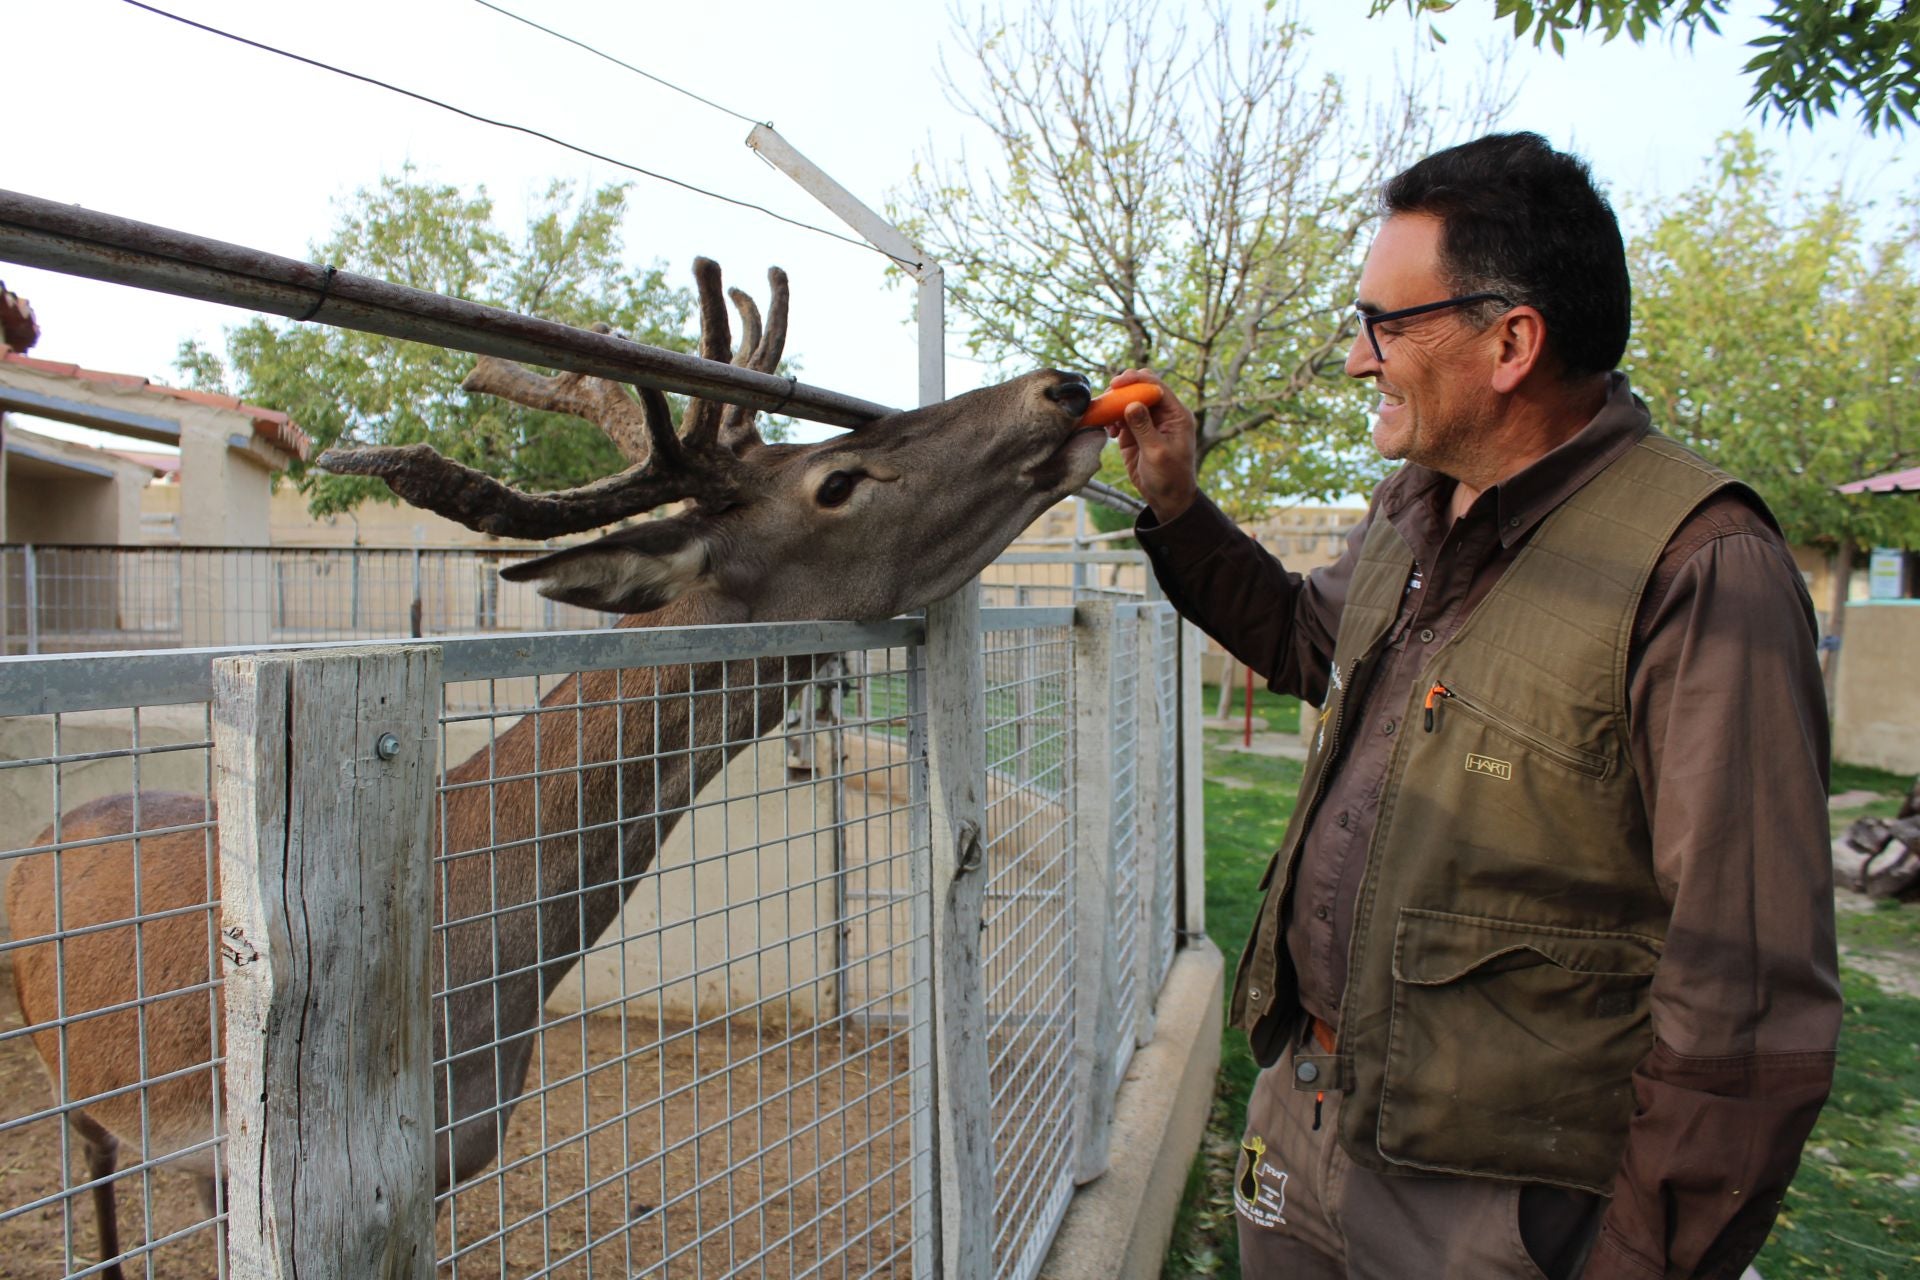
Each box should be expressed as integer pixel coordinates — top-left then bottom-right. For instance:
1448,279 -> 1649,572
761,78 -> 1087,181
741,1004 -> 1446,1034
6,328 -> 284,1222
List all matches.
719,268 -> 790,451
317,259 -> 788,540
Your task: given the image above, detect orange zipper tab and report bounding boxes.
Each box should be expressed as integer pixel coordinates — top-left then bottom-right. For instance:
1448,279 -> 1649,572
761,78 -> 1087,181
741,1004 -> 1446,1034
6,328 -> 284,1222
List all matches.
1423,682 -> 1450,732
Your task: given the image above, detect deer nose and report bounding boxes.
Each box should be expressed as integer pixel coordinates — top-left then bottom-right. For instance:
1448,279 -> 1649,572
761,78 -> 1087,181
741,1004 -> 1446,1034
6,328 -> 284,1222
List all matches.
1045,375 -> 1092,418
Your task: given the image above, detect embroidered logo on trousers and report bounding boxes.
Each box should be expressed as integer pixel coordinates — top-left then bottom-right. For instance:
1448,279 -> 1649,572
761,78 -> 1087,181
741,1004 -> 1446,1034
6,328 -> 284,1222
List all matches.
1234,1134 -> 1289,1228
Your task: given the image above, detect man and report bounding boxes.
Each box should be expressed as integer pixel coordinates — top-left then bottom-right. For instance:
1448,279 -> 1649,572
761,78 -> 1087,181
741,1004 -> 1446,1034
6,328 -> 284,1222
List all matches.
1110,133 -> 1839,1278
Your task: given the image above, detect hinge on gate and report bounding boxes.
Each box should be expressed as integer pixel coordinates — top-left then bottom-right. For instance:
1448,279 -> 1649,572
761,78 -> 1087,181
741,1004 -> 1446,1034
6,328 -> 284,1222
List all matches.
220,926 -> 259,967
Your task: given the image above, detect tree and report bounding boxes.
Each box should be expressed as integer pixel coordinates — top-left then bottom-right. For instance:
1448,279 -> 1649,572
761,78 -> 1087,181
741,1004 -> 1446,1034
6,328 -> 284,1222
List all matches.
1374,1 -> 1920,134
177,169 -> 704,518
895,0 -> 1506,519
1622,131 -> 1920,694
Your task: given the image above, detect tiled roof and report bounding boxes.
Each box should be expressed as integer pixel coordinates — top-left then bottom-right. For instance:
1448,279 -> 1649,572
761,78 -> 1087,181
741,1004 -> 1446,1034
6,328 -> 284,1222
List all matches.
109,450 -> 182,476
1839,466 -> 1920,495
0,347 -> 311,461
0,282 -> 38,353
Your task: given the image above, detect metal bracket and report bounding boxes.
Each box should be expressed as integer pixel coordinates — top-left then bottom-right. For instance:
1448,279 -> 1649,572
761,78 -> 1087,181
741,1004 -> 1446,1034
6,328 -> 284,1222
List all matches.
220,926 -> 259,968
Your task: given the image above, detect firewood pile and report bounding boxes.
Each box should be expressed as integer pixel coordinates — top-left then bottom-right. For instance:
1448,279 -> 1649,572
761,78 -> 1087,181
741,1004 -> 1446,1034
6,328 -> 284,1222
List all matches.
1837,776 -> 1920,900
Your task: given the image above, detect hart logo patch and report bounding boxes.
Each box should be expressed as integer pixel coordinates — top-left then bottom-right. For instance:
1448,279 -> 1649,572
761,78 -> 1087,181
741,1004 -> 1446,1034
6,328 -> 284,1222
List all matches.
1465,753 -> 1513,780
1234,1133 -> 1289,1227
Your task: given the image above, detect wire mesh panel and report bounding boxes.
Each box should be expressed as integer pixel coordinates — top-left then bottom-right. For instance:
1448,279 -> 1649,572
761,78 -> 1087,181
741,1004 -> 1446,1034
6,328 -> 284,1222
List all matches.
1148,605 -> 1181,994
0,546 -> 620,655
979,624 -> 1076,1280
429,629 -> 930,1279
1,545 -> 188,653
979,550 -> 1151,609
1105,611 -> 1142,1090
0,691 -> 227,1279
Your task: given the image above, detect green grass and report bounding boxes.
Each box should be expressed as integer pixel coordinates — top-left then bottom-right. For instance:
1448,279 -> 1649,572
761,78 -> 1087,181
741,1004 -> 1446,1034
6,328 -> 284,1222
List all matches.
1840,898 -> 1920,955
1828,760 -> 1913,836
1756,964 -> 1920,1278
1164,692 -> 1305,1278
1164,728 -> 1920,1278
1830,760 -> 1913,799
1200,681 -> 1302,736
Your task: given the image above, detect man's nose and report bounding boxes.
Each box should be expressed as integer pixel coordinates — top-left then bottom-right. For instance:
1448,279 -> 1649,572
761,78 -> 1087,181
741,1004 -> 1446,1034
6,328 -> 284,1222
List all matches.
1344,328 -> 1380,380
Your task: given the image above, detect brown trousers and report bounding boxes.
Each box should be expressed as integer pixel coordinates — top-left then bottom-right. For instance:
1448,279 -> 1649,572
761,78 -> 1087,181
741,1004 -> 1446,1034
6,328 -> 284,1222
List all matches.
1234,1032 -> 1608,1279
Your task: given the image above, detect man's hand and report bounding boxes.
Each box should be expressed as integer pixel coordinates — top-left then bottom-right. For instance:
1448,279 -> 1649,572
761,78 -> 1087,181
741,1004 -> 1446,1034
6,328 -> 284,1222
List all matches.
1108,369 -> 1199,522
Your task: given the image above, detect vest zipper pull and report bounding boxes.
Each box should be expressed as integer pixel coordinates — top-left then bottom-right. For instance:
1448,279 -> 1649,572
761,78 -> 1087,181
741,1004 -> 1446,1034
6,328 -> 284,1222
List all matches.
1313,1091 -> 1324,1131
1424,682 -> 1451,732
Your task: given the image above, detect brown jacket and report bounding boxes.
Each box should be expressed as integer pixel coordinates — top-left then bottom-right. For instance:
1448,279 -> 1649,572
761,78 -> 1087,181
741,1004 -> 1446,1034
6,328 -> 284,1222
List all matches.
1138,376 -> 1840,1279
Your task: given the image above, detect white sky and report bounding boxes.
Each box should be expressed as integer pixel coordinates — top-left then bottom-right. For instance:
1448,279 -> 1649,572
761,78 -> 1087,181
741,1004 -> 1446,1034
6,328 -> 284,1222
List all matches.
3,0 -> 1912,455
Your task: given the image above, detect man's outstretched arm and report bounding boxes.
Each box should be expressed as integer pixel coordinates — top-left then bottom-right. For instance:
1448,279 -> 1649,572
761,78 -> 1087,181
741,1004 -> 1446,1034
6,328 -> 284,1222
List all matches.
1112,369 -> 1357,704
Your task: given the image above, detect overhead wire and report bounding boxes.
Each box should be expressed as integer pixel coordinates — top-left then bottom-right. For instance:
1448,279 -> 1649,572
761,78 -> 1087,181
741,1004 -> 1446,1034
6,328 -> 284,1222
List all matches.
115,0 -> 917,269
467,0 -> 765,130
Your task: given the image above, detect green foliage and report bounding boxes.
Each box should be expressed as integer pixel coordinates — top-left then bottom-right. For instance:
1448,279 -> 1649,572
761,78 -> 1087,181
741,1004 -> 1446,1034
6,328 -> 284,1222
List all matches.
1084,496 -> 1139,549
1623,133 -> 1920,553
177,169 -> 701,518
898,0 -> 1505,520
1373,1 -> 1920,134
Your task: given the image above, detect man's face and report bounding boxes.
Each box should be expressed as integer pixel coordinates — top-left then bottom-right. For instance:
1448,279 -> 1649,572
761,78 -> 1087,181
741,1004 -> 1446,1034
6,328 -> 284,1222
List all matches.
1345,214 -> 1496,475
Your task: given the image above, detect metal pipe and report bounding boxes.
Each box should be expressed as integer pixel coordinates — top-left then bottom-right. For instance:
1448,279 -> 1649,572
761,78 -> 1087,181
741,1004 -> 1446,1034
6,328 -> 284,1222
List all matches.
0,187 -> 1142,510
0,188 -> 894,429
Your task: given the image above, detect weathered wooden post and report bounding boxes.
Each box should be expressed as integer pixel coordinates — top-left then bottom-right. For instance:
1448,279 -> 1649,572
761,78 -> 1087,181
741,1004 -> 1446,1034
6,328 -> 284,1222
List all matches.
216,645 -> 440,1280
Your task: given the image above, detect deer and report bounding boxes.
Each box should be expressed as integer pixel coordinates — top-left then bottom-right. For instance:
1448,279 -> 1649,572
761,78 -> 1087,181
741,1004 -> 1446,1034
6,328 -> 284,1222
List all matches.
4,257 -> 1106,1280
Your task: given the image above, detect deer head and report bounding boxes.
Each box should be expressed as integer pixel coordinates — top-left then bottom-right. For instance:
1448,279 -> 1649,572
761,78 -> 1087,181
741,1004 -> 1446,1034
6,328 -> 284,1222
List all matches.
318,258 -> 1103,620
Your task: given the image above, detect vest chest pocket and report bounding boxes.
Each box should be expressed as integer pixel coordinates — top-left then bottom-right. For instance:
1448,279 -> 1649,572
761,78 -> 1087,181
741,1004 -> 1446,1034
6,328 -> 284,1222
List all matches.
1376,909 -> 1659,1192
1425,683 -> 1611,780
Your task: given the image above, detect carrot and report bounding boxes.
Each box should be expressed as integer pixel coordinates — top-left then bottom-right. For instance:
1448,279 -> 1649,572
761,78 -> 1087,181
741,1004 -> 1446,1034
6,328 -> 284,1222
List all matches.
1080,382 -> 1163,428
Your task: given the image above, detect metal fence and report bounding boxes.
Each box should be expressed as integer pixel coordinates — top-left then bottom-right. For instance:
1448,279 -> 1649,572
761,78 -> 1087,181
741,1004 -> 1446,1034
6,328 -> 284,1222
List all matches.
0,544 -> 1160,655
0,545 -> 611,656
0,570 -> 1195,1280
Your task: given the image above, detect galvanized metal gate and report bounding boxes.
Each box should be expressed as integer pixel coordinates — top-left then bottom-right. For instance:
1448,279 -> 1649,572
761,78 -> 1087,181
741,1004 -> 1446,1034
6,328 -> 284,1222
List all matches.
0,583 -> 1193,1280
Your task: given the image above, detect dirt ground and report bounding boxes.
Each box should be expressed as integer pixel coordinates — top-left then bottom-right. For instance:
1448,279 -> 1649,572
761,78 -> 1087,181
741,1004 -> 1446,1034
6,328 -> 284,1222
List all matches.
1,969 -> 917,1278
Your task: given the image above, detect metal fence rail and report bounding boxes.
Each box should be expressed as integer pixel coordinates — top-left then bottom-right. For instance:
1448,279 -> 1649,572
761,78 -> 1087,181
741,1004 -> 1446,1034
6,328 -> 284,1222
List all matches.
0,545 -> 610,656
1,545 -> 1162,656
0,586 -> 1197,1280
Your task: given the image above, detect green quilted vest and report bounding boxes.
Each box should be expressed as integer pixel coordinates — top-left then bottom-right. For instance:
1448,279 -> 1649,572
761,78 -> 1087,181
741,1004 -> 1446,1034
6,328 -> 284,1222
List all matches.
1230,434 -> 1747,1191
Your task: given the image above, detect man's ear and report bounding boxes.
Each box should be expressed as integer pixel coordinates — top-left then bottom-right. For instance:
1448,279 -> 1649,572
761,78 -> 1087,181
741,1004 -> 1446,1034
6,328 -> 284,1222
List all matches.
499,517 -> 711,615
1490,305 -> 1550,394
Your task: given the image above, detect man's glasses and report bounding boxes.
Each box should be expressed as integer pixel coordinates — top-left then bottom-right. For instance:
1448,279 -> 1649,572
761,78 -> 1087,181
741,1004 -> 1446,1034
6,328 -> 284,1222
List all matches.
1354,292 -> 1511,362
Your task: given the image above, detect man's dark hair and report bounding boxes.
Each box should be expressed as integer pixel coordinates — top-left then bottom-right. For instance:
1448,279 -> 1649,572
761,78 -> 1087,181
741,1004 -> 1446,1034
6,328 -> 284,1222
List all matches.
1383,132 -> 1629,378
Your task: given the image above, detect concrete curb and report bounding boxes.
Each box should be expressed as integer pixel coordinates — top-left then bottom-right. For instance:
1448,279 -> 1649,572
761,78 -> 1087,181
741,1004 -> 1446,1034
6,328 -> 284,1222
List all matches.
1041,939 -> 1225,1280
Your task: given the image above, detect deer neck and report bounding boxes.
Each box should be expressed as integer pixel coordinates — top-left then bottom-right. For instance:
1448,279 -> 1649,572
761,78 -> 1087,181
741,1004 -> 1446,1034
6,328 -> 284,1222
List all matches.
434,590 -> 820,1005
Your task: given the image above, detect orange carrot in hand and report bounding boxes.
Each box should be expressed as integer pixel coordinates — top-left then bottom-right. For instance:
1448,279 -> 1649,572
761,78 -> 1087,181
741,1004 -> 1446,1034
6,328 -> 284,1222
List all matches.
1080,382 -> 1162,428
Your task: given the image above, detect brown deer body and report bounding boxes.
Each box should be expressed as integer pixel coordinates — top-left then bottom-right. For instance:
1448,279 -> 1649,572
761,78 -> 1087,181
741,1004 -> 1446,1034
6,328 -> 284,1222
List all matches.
5,259 -> 1105,1278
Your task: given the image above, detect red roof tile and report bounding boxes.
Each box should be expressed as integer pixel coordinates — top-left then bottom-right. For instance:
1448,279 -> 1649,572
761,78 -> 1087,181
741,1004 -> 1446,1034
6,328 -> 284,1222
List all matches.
0,347 -> 310,461
1839,466 -> 1920,495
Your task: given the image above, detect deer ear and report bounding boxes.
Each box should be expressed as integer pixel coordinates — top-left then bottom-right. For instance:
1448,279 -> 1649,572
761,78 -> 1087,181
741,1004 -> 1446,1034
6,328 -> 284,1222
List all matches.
499,519 -> 712,614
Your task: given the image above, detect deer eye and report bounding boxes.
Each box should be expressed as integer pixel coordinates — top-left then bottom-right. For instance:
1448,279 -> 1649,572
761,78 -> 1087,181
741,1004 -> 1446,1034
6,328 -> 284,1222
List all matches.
816,470 -> 858,508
